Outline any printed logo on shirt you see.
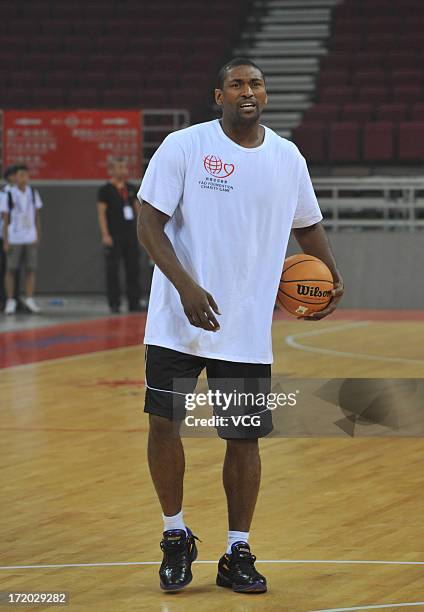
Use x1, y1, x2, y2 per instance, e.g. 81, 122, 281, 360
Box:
203, 154, 235, 178
199, 154, 235, 193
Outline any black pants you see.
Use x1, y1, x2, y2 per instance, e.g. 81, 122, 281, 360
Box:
104, 234, 141, 310
0, 239, 5, 307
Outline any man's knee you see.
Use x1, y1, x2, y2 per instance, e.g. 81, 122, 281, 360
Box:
226, 438, 259, 453
149, 413, 181, 438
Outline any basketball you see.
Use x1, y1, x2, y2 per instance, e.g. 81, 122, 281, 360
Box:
276, 254, 334, 317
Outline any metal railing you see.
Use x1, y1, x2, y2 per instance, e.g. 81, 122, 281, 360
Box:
142, 108, 190, 168
313, 176, 424, 231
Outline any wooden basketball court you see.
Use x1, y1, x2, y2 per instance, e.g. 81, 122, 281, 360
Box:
1, 310, 423, 611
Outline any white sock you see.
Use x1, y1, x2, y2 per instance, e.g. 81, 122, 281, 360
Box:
226, 530, 249, 554
162, 509, 187, 534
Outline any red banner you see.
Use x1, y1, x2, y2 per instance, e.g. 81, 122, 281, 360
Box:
3, 110, 142, 179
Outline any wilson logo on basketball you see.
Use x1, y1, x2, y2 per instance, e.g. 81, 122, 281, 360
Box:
297, 284, 332, 298
203, 154, 235, 178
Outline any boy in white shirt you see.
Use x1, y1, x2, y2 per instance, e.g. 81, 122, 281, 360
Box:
0, 165, 19, 311
0, 164, 43, 315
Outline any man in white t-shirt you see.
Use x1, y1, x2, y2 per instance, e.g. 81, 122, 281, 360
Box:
0, 165, 43, 315
137, 58, 344, 594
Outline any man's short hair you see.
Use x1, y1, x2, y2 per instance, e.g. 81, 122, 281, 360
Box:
16, 164, 29, 172
216, 58, 265, 90
3, 164, 19, 180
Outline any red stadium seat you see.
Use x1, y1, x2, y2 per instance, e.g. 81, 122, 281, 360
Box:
10, 72, 42, 88
95, 36, 128, 54
86, 55, 118, 72
332, 17, 363, 34
328, 122, 360, 163
330, 34, 363, 52
320, 53, 353, 71
102, 90, 136, 107
358, 87, 388, 103
386, 51, 418, 71
52, 54, 85, 71
135, 89, 167, 108
68, 89, 99, 107
113, 71, 144, 89
20, 53, 52, 71
353, 52, 384, 71
34, 89, 66, 108
145, 73, 179, 89
154, 54, 184, 72
365, 33, 398, 52
0, 36, 28, 53
106, 18, 137, 34
303, 104, 340, 123
367, 17, 399, 33
399, 33, 423, 51
292, 124, 327, 163
391, 70, 422, 87
377, 103, 408, 122
363, 122, 395, 162
44, 71, 75, 88
41, 19, 71, 34
398, 122, 424, 160
2, 88, 34, 108
71, 19, 106, 37
354, 70, 386, 87
341, 103, 374, 123
319, 86, 355, 104
317, 70, 350, 89
393, 86, 422, 103
146, 4, 178, 19
77, 71, 108, 88
411, 103, 424, 121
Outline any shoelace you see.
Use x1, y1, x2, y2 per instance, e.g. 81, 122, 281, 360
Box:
160, 534, 200, 568
233, 552, 261, 577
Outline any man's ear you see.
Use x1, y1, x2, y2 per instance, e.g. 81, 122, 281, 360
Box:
214, 88, 223, 107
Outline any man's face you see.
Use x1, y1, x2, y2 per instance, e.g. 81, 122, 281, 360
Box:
7, 171, 17, 186
214, 65, 267, 125
16, 169, 29, 188
111, 160, 129, 181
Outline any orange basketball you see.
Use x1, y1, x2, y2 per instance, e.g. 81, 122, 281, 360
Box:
276, 254, 334, 317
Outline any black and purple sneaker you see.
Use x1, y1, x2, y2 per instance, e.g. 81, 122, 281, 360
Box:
216, 542, 267, 593
159, 528, 199, 591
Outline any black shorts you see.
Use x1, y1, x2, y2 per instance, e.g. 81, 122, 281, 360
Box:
144, 344, 273, 439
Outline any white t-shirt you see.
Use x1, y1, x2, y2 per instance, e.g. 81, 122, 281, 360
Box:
0, 184, 13, 236
138, 119, 323, 364
1, 185, 43, 245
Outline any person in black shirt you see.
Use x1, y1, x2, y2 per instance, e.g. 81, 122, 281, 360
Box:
97, 157, 141, 313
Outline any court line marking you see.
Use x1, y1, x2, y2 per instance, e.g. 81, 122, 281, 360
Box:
1, 558, 424, 570
0, 344, 141, 373
310, 603, 424, 611
286, 321, 424, 366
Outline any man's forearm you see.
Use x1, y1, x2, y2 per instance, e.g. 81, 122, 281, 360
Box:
293, 222, 341, 281
138, 216, 194, 294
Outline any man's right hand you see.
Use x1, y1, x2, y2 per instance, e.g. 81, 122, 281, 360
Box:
102, 235, 113, 247
179, 280, 221, 332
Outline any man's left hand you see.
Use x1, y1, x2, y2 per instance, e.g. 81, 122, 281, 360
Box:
301, 276, 344, 321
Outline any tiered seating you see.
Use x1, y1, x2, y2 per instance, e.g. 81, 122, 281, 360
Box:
0, 0, 246, 117
293, 0, 424, 163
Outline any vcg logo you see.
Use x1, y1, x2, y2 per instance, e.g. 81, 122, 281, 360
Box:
203, 154, 235, 179
297, 284, 331, 298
